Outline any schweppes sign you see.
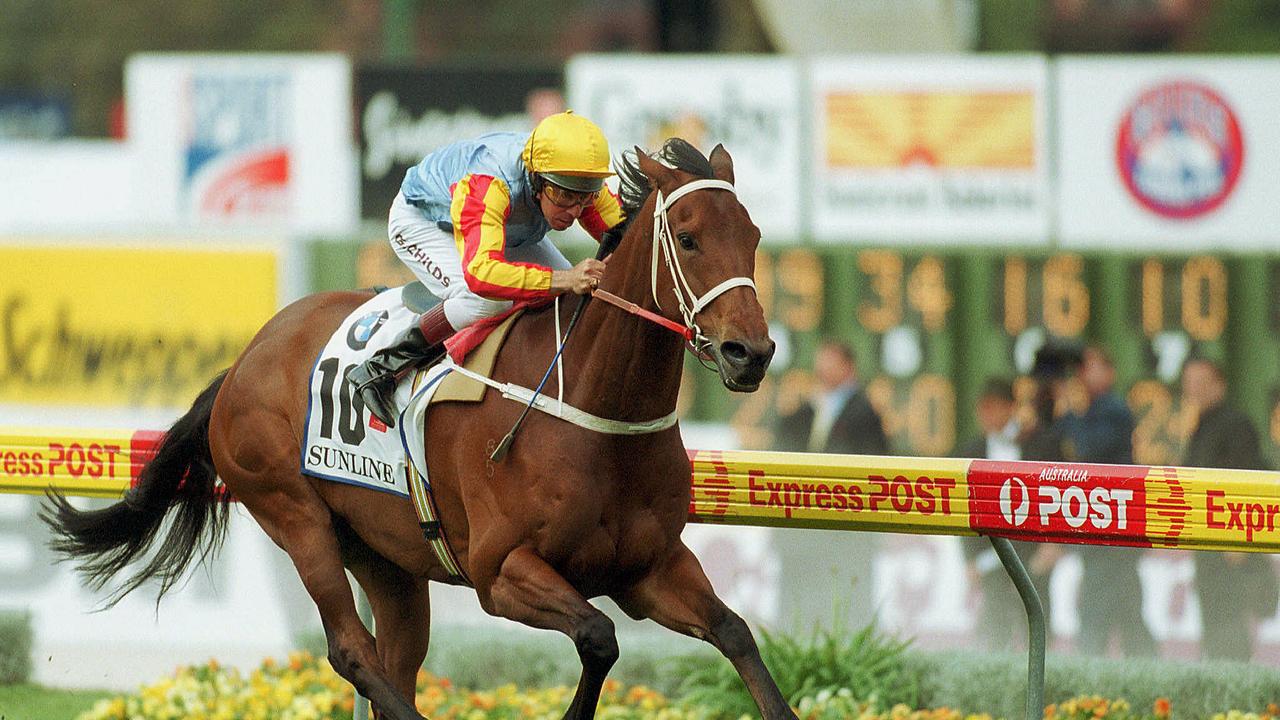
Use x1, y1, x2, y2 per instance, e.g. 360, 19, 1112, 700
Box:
0, 244, 277, 407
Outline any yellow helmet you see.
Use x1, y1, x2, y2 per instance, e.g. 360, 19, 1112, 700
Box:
522, 111, 613, 193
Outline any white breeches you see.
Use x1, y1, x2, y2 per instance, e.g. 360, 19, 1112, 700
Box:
387, 192, 571, 330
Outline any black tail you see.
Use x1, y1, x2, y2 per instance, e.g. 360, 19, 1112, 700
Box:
40, 370, 231, 607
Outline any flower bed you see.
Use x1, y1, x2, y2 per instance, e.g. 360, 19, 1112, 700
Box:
76, 652, 1280, 720
78, 651, 690, 720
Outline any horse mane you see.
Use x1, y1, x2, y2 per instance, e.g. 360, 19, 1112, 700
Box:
614, 138, 716, 235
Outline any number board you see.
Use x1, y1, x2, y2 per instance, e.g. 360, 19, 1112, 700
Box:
713, 247, 959, 456
837, 249, 958, 457
714, 248, 827, 450
676, 246, 1276, 468
1237, 257, 1280, 470
1108, 255, 1230, 466
950, 252, 1098, 454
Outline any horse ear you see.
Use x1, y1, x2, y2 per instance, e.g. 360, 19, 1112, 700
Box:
709, 143, 735, 185
635, 146, 677, 191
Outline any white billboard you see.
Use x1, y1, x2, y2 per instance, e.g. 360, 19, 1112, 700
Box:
567, 55, 804, 243
126, 54, 358, 236
809, 55, 1050, 244
1057, 57, 1280, 249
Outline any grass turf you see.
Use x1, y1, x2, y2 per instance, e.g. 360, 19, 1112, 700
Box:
0, 684, 112, 720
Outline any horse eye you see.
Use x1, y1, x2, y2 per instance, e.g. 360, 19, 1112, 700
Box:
677, 232, 698, 251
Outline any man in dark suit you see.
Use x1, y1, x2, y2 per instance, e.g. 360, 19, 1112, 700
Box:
774, 340, 888, 455
1181, 357, 1278, 661
1056, 344, 1156, 657
772, 339, 888, 634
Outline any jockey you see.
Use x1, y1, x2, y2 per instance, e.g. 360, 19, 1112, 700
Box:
347, 110, 624, 428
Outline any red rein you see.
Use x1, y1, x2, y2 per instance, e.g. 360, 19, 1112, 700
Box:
591, 289, 695, 341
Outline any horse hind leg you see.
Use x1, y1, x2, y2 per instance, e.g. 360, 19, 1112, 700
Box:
482, 546, 618, 720
614, 542, 797, 720
339, 522, 432, 706
231, 474, 425, 720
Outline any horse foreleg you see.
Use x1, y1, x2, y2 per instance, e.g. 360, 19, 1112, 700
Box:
241, 495, 426, 720
615, 541, 797, 720
345, 543, 432, 707
482, 546, 618, 720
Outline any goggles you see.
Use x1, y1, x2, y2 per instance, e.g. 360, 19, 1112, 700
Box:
541, 182, 598, 210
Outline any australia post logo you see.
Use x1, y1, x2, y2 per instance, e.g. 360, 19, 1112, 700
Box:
1115, 80, 1244, 220
970, 460, 1148, 545
998, 477, 1031, 527
184, 72, 292, 219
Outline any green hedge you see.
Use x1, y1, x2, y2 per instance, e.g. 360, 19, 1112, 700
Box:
367, 623, 1280, 719
0, 611, 32, 685
298, 624, 708, 695
910, 649, 1280, 719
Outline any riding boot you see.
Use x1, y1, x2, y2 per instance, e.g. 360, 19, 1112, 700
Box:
345, 303, 454, 429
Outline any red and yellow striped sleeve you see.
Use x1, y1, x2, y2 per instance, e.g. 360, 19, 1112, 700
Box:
578, 186, 625, 240
450, 174, 553, 301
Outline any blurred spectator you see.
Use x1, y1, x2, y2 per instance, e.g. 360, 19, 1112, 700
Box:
1022, 339, 1078, 462
1043, 0, 1212, 53
772, 340, 887, 634
1180, 357, 1279, 661
1056, 344, 1156, 657
958, 378, 1058, 650
775, 339, 888, 455
959, 378, 1022, 462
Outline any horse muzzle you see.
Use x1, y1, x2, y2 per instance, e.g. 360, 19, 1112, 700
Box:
710, 337, 775, 392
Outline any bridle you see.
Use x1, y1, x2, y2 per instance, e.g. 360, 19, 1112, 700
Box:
487, 175, 758, 459
592, 177, 757, 360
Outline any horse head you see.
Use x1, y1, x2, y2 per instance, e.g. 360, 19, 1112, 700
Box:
629, 141, 775, 392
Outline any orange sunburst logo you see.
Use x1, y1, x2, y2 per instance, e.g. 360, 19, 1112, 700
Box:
1145, 466, 1192, 548
689, 450, 732, 521
824, 91, 1036, 170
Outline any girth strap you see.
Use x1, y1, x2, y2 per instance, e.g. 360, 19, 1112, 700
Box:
404, 369, 469, 584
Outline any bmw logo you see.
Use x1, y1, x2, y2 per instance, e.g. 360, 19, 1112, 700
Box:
347, 310, 389, 351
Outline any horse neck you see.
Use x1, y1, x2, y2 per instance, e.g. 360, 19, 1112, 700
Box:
560, 219, 686, 423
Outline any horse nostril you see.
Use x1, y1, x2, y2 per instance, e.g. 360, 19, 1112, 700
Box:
721, 341, 751, 366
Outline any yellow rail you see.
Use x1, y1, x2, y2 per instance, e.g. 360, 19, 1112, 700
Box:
688, 449, 1280, 553
6, 428, 1279, 553
0, 427, 161, 498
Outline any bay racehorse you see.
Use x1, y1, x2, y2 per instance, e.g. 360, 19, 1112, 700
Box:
42, 139, 794, 719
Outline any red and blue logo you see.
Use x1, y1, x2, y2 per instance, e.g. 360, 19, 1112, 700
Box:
1115, 81, 1244, 220
184, 73, 292, 218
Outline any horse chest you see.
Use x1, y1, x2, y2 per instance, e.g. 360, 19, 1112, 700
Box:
535, 488, 684, 593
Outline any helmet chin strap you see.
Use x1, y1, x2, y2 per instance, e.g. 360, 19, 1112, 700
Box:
650, 178, 757, 356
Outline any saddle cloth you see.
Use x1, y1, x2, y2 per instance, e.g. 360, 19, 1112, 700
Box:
300, 284, 520, 496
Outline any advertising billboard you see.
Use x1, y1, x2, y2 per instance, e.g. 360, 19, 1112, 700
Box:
567, 55, 804, 242
126, 54, 357, 235
1057, 57, 1280, 249
809, 55, 1050, 244
356, 65, 563, 219
0, 243, 278, 409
